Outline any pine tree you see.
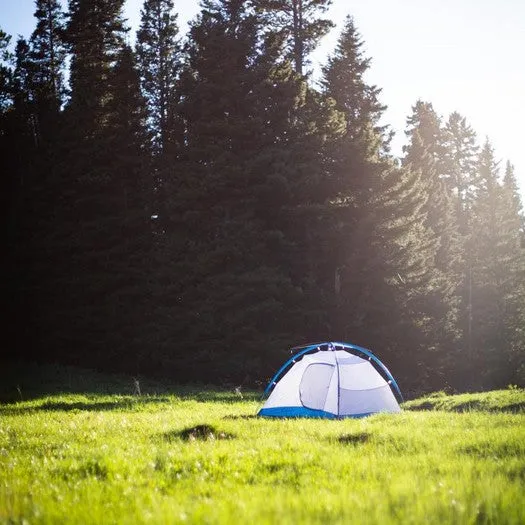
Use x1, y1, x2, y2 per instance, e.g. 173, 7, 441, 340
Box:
105, 44, 149, 229
469, 142, 525, 387
256, 0, 333, 75
0, 28, 13, 195
468, 140, 503, 385
136, 0, 181, 154
402, 101, 464, 384
500, 162, 525, 385
442, 112, 479, 233
61, 0, 130, 208
92, 44, 154, 368
1, 38, 43, 361
403, 103, 463, 303
2, 5, 68, 366
161, 0, 300, 376
438, 111, 480, 385
322, 16, 389, 149
20, 0, 68, 265
322, 21, 444, 389
404, 101, 444, 166
0, 28, 15, 356
109, 48, 148, 152
502, 161, 524, 229
339, 160, 441, 389
61, 0, 130, 224
9, 38, 38, 192
12, 39, 34, 125
66, 0, 128, 137
30, 0, 152, 369
152, 0, 345, 380
3, 2, 66, 189
0, 30, 17, 243
29, 0, 66, 121
0, 29, 12, 110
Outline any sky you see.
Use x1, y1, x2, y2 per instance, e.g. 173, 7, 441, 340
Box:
1, 0, 524, 198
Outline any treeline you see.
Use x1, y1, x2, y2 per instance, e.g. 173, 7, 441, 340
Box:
1, 0, 524, 391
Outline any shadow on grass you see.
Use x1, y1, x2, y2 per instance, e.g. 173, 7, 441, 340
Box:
405, 401, 435, 411
162, 424, 236, 442
405, 400, 525, 413
222, 414, 259, 420
453, 400, 525, 413
177, 391, 261, 403
0, 396, 173, 415
0, 393, 262, 416
500, 402, 525, 413
336, 432, 371, 445
0, 362, 263, 406
452, 400, 484, 412
459, 440, 524, 459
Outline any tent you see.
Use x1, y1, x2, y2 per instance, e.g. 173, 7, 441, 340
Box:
258, 342, 403, 419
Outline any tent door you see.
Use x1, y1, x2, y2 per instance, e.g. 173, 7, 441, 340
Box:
299, 363, 335, 411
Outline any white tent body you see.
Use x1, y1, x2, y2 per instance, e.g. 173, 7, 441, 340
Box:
259, 348, 401, 418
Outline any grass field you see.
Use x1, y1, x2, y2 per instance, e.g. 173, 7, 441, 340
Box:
1, 365, 524, 524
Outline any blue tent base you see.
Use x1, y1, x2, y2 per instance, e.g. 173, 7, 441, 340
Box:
258, 406, 374, 419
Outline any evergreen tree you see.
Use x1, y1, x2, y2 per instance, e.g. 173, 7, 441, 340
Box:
19, 0, 68, 273
136, 0, 181, 154
2, 5, 67, 365
322, 22, 443, 389
12, 39, 34, 127
9, 38, 38, 200
0, 29, 12, 110
4, 0, 521, 390
442, 111, 479, 233
0, 29, 16, 245
106, 45, 149, 185
404, 101, 445, 167
162, 0, 299, 377
29, 0, 66, 121
469, 142, 525, 387
500, 162, 525, 385
0, 27, 13, 177
439, 111, 479, 383
0, 28, 15, 355
61, 0, 130, 209
28, 0, 151, 369
62, 0, 130, 225
256, 0, 333, 75
402, 101, 464, 384
503, 161, 524, 232
104, 44, 150, 242
91, 44, 153, 369
66, 0, 128, 136
403, 103, 463, 304
322, 16, 389, 149
153, 0, 344, 379
468, 140, 503, 385
339, 160, 440, 389
1, 38, 41, 361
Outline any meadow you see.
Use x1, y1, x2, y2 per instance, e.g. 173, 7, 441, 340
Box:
1, 365, 524, 524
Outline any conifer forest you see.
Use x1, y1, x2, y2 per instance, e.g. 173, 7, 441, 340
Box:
1, 0, 524, 393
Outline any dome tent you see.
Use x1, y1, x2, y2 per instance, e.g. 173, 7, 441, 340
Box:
258, 342, 403, 419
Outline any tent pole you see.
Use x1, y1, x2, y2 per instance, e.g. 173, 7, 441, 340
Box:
333, 343, 341, 418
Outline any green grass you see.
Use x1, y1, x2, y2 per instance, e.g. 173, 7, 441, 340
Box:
403, 388, 525, 413
1, 368, 524, 524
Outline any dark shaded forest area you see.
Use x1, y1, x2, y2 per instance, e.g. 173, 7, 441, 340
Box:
1, 0, 524, 392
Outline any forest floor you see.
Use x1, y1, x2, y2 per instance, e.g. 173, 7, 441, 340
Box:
0, 364, 524, 524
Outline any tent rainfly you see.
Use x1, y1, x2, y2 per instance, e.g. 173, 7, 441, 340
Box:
258, 342, 403, 419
